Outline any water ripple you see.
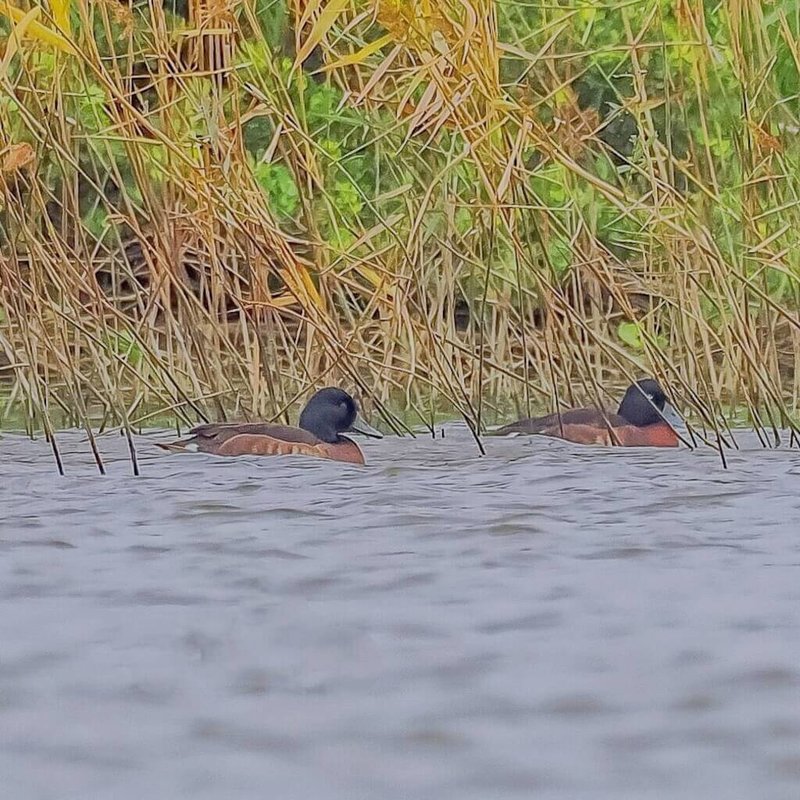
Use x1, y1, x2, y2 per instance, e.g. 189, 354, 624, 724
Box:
0, 426, 798, 800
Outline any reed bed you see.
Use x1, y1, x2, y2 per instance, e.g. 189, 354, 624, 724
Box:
2, 0, 800, 468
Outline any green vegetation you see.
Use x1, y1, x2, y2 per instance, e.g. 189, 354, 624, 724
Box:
1, 0, 800, 451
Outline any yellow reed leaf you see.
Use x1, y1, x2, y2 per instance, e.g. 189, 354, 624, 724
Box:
0, 5, 39, 78
296, 0, 322, 34
49, 0, 70, 35
279, 265, 325, 312
0, 2, 77, 54
293, 0, 350, 72
316, 32, 393, 72
355, 264, 384, 290
298, 265, 324, 309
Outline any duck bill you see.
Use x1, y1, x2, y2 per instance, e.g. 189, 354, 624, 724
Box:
660, 402, 684, 429
348, 414, 384, 439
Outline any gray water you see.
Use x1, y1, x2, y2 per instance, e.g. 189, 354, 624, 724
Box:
1, 425, 799, 800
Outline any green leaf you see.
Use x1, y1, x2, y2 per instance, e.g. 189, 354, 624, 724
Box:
333, 179, 362, 217
320, 138, 341, 160
83, 207, 109, 239
104, 329, 142, 367
253, 161, 300, 218
308, 85, 337, 120
546, 234, 572, 277
618, 321, 643, 349
454, 206, 473, 236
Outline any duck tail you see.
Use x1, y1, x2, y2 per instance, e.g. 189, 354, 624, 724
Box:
485, 424, 519, 437
155, 437, 198, 453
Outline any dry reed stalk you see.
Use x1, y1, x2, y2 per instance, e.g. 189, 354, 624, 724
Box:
0, 0, 799, 473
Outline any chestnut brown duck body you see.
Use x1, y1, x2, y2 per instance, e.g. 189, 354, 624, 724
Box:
493, 379, 681, 448
157, 388, 383, 465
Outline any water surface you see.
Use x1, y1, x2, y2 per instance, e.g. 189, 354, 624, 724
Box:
1, 426, 799, 799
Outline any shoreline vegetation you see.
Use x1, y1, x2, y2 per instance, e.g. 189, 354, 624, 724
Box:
2, 0, 800, 464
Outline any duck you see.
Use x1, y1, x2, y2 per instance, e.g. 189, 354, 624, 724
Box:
157, 387, 383, 464
492, 378, 681, 447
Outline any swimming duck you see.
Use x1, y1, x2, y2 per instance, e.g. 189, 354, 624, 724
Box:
492, 378, 681, 447
157, 387, 383, 464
